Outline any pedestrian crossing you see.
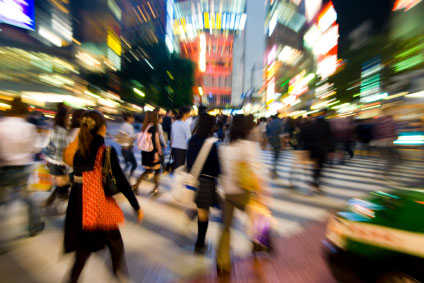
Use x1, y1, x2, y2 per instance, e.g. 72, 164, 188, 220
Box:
1, 148, 423, 283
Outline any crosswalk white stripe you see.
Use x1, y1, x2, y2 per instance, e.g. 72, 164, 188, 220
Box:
111, 148, 421, 262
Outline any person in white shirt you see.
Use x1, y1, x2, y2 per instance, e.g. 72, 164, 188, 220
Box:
0, 98, 45, 238
216, 115, 267, 273
118, 113, 137, 178
170, 106, 191, 171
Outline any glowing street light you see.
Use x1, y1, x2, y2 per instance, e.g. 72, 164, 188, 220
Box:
133, 88, 145, 97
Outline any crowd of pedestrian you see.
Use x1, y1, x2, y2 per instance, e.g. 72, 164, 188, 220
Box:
0, 98, 403, 281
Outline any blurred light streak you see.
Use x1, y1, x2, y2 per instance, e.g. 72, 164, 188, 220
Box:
138, 6, 147, 21
204, 12, 210, 29
361, 92, 388, 103
305, 0, 323, 22
120, 36, 131, 49
144, 104, 155, 111
406, 91, 424, 98
239, 13, 247, 30
147, 1, 156, 18
133, 8, 143, 23
360, 104, 381, 111
394, 54, 424, 72
318, 1, 337, 32
144, 59, 154, 69
394, 134, 424, 145
39, 27, 62, 47
51, 0, 69, 14
107, 30, 121, 56
76, 51, 100, 67
84, 90, 100, 99
166, 71, 174, 80
133, 88, 145, 97
304, 25, 321, 49
72, 38, 81, 45
268, 13, 277, 36
0, 102, 11, 110
393, 0, 422, 11
198, 86, 203, 96
383, 92, 408, 100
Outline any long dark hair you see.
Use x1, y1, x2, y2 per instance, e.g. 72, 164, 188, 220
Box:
194, 113, 216, 137
230, 115, 249, 143
142, 111, 158, 131
177, 106, 191, 120
70, 109, 85, 129
78, 110, 106, 157
54, 102, 69, 129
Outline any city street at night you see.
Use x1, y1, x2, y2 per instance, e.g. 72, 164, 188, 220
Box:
0, 125, 423, 282
1, 0, 424, 282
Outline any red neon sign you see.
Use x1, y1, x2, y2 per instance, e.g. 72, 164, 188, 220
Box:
393, 0, 422, 11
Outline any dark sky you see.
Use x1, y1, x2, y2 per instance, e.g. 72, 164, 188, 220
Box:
332, 0, 393, 49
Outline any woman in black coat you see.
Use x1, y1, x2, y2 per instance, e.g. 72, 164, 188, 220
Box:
64, 110, 143, 282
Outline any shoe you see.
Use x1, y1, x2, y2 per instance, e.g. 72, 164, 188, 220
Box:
149, 188, 159, 197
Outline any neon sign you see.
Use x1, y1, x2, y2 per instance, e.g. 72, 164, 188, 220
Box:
393, 0, 422, 11
0, 0, 35, 30
318, 1, 337, 32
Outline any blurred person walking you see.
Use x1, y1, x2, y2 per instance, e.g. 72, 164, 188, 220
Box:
158, 114, 167, 171
64, 110, 142, 283
43, 103, 71, 207
216, 115, 265, 273
266, 115, 284, 179
117, 113, 137, 178
187, 113, 220, 253
355, 119, 373, 157
258, 117, 268, 149
134, 111, 163, 196
69, 109, 85, 142
300, 111, 333, 192
191, 105, 207, 133
162, 110, 172, 145
330, 118, 355, 164
373, 114, 401, 174
171, 106, 191, 171
0, 98, 45, 241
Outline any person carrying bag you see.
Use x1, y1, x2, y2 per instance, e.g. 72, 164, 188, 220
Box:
172, 137, 218, 206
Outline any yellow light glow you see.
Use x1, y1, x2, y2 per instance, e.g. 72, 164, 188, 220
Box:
216, 13, 222, 29
211, 13, 216, 29
72, 38, 81, 45
204, 12, 210, 29
0, 103, 11, 110
198, 86, 204, 96
181, 18, 187, 33
107, 30, 121, 56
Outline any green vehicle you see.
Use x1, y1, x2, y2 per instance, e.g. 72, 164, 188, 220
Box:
323, 189, 424, 283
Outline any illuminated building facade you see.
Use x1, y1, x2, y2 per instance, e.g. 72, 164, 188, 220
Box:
263, 0, 314, 114
263, 0, 339, 115
0, 0, 82, 110
172, 0, 247, 107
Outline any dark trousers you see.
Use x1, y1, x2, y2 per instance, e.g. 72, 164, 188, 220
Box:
271, 147, 281, 173
122, 148, 137, 176
70, 230, 127, 283
312, 155, 327, 186
171, 148, 187, 171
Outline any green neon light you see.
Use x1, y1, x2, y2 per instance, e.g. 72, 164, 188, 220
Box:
280, 79, 290, 88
